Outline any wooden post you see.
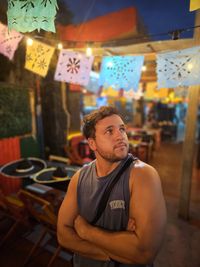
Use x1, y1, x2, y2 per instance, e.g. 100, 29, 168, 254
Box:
35, 76, 45, 158
178, 10, 200, 219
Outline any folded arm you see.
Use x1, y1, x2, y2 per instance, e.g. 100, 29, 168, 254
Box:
74, 163, 167, 265
57, 171, 110, 261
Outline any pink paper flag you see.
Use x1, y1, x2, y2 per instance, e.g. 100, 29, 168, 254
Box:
0, 22, 23, 60
54, 50, 94, 86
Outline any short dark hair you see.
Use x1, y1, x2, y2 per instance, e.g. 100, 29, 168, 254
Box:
82, 106, 121, 139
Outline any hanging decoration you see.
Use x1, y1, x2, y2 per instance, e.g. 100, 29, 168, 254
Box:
85, 71, 100, 94
144, 82, 169, 100
174, 86, 188, 98
101, 86, 120, 97
189, 0, 200, 11
25, 39, 55, 77
123, 87, 144, 100
7, 0, 58, 33
54, 50, 94, 86
0, 22, 23, 60
156, 46, 200, 88
99, 55, 144, 92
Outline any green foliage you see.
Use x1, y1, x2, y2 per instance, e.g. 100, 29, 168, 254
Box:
0, 83, 32, 138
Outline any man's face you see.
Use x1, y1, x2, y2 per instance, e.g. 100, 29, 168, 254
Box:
88, 114, 129, 162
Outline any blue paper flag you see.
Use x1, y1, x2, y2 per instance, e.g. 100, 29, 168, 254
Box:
156, 46, 200, 88
99, 55, 144, 92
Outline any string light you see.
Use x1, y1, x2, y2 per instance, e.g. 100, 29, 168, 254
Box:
26, 38, 33, 46
86, 46, 93, 57
28, 24, 200, 50
187, 63, 193, 70
57, 43, 63, 50
106, 61, 114, 68
142, 65, 147, 71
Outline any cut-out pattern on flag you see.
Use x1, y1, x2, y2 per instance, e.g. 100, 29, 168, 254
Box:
0, 22, 23, 60
99, 56, 144, 92
25, 40, 55, 77
190, 0, 200, 11
54, 50, 94, 86
156, 46, 200, 88
7, 0, 58, 33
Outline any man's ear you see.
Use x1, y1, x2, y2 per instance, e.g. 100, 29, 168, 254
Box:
87, 138, 96, 151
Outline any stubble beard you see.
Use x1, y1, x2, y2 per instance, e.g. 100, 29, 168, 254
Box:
95, 146, 129, 163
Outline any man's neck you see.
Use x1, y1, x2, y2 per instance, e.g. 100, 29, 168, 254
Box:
95, 158, 121, 177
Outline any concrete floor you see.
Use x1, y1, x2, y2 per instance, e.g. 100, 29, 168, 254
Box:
149, 142, 200, 267
0, 142, 200, 267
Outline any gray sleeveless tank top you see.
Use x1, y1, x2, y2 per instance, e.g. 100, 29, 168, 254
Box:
74, 154, 150, 267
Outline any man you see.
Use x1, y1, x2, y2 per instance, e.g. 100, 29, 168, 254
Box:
57, 106, 166, 267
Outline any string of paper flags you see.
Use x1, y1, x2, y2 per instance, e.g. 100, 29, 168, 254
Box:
1, 22, 200, 94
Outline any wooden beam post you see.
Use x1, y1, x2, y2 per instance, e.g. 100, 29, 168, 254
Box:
178, 10, 200, 219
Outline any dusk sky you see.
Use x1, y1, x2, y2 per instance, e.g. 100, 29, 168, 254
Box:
63, 0, 196, 40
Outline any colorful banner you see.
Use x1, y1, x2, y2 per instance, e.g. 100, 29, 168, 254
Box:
123, 87, 143, 100
25, 39, 55, 77
102, 86, 120, 97
156, 46, 200, 88
7, 0, 58, 33
54, 50, 94, 86
0, 22, 23, 60
99, 55, 144, 92
85, 71, 100, 94
190, 0, 200, 11
144, 82, 169, 100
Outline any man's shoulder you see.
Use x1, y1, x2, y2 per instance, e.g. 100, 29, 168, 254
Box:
132, 159, 156, 172
130, 160, 160, 186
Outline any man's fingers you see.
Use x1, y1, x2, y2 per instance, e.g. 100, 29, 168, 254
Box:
127, 218, 136, 231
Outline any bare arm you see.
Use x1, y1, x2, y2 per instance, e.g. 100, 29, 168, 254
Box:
74, 162, 167, 264
57, 170, 110, 261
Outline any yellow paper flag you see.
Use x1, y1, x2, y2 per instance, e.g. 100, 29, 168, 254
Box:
25, 40, 55, 77
102, 87, 119, 97
190, 0, 200, 11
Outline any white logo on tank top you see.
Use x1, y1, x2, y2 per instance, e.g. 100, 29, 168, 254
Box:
109, 200, 125, 210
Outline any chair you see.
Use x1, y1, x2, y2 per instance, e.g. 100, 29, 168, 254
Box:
18, 189, 73, 267
0, 188, 29, 247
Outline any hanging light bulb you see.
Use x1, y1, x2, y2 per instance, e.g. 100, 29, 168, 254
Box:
187, 63, 193, 71
27, 38, 33, 46
86, 46, 92, 57
57, 43, 63, 50
142, 65, 147, 72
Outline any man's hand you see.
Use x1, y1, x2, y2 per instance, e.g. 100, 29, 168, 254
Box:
74, 215, 92, 240
127, 218, 136, 232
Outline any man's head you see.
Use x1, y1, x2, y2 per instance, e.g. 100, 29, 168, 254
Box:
82, 106, 122, 139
